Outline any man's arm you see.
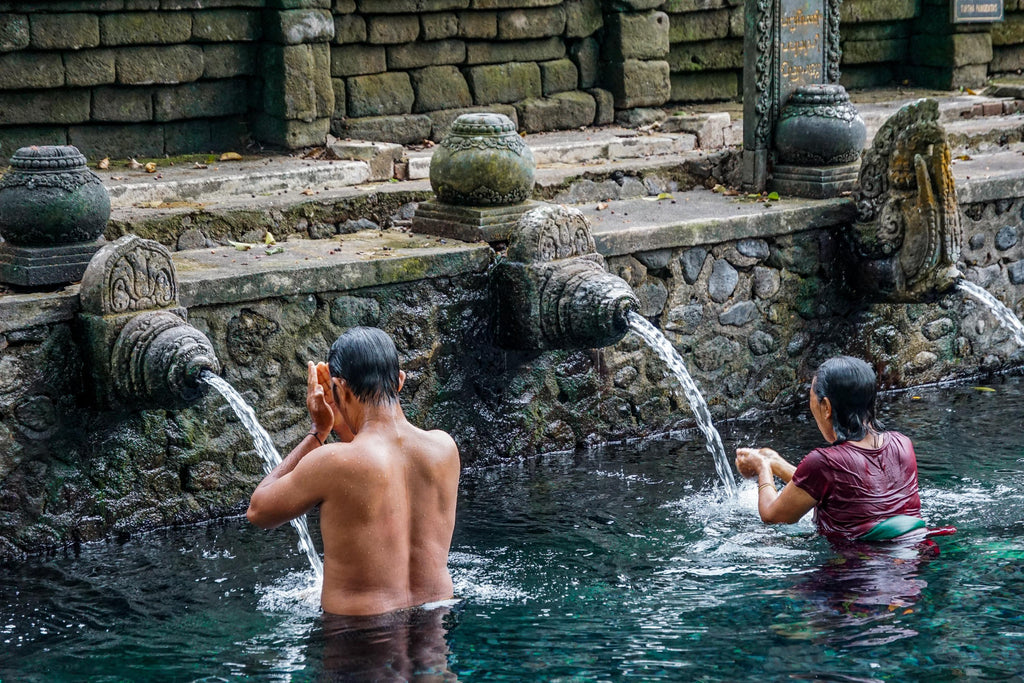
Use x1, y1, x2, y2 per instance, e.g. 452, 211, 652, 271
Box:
247, 435, 326, 529
247, 361, 335, 529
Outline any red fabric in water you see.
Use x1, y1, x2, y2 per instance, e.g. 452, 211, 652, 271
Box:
792, 431, 922, 542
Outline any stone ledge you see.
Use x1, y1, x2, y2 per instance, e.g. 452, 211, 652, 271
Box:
0, 233, 490, 329
954, 151, 1024, 204
0, 288, 79, 333
105, 159, 371, 206
582, 191, 858, 256
174, 233, 493, 307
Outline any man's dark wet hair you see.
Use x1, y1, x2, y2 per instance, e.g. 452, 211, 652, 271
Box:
812, 355, 883, 445
327, 327, 400, 406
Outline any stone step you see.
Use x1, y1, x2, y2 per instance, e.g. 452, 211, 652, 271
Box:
101, 124, 714, 209
97, 93, 1024, 214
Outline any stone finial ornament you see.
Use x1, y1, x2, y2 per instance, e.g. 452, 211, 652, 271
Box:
413, 112, 541, 243
79, 235, 220, 410
0, 145, 109, 246
849, 99, 963, 302
429, 113, 535, 206
774, 84, 866, 167
493, 205, 639, 350
0, 145, 109, 287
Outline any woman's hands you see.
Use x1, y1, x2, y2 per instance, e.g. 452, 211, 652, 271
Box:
735, 447, 782, 478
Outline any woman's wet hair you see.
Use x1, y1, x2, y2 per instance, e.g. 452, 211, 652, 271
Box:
812, 355, 882, 444
328, 327, 400, 406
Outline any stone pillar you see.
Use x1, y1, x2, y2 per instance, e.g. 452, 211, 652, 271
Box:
600, 2, 671, 111
254, 0, 336, 149
741, 0, 860, 196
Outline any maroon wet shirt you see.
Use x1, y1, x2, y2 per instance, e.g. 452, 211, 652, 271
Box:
791, 431, 921, 542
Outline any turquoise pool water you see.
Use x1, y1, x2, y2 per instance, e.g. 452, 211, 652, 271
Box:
3, 376, 1024, 680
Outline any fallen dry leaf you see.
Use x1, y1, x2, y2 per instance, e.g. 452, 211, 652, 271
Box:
127, 158, 142, 169
596, 202, 609, 210
97, 157, 110, 170
193, 162, 208, 169
219, 152, 243, 161
301, 188, 315, 196
144, 162, 157, 173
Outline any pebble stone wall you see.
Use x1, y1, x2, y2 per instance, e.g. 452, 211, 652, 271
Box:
2, 188, 1024, 561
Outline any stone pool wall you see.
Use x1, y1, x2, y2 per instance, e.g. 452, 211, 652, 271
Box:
1, 0, 1020, 156
2, 177, 1024, 560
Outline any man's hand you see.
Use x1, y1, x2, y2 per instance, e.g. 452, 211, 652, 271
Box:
307, 361, 334, 440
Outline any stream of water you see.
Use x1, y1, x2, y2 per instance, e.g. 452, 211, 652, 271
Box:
627, 311, 738, 495
958, 279, 1024, 347
201, 371, 324, 580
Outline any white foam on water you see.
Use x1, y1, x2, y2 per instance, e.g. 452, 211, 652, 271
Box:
448, 551, 530, 603
256, 570, 323, 616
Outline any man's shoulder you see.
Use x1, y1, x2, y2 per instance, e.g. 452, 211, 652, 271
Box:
410, 425, 460, 462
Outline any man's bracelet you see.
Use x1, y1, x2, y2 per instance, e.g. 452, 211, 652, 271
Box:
308, 431, 324, 446
757, 482, 774, 492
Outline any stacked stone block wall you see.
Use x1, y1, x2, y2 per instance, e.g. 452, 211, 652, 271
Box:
328, 0, 619, 142
0, 0, 1020, 154
837, 0, 916, 90
905, 0, 993, 89
665, 0, 743, 104
991, 0, 1024, 78
0, 2, 264, 159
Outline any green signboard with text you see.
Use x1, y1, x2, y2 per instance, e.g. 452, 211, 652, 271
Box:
953, 0, 1003, 22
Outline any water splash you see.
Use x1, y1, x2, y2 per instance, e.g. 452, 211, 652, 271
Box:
626, 311, 737, 496
201, 371, 324, 580
957, 279, 1024, 347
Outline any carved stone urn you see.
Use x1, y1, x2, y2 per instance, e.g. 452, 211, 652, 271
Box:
492, 205, 640, 350
429, 112, 535, 206
0, 145, 110, 287
774, 84, 866, 167
0, 145, 109, 246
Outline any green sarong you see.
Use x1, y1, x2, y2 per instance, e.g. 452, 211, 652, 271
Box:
858, 515, 927, 541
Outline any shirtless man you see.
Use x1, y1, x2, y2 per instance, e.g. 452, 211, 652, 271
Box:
247, 326, 461, 616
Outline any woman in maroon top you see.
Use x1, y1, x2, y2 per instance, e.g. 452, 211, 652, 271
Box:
735, 356, 924, 543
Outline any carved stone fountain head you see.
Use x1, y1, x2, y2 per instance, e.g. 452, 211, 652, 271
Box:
848, 99, 963, 302
79, 235, 220, 410
492, 205, 639, 350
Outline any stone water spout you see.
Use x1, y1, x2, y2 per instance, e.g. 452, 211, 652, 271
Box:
848, 98, 963, 302
79, 235, 220, 410
493, 205, 639, 350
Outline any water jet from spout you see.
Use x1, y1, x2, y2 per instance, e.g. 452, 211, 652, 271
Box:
626, 311, 737, 496
200, 371, 324, 580
956, 279, 1024, 348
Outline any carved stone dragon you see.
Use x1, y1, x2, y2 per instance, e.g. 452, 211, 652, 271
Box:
849, 99, 963, 302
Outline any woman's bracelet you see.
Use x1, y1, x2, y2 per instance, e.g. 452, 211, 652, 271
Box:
757, 482, 774, 492
308, 431, 324, 446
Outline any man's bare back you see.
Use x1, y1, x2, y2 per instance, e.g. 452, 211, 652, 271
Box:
247, 327, 460, 616
316, 423, 459, 615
